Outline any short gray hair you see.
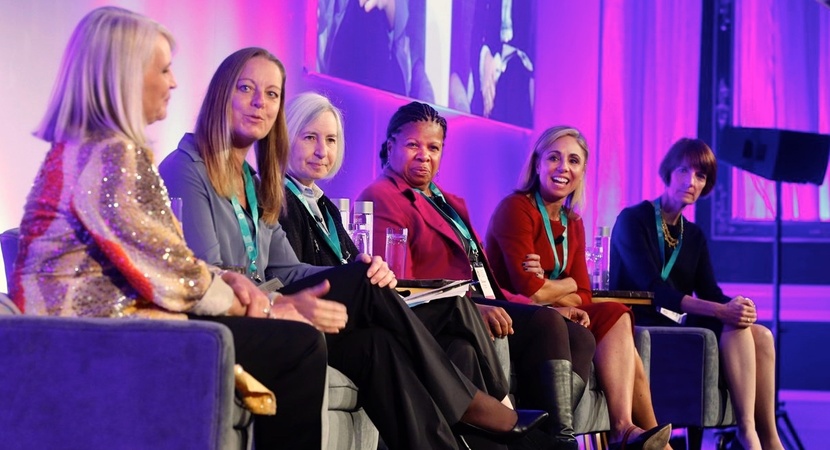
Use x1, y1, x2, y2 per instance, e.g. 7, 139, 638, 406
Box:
286, 92, 346, 179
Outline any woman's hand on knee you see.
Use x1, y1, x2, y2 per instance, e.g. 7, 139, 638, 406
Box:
222, 271, 271, 318
554, 306, 590, 327
718, 296, 756, 328
358, 254, 398, 288
282, 280, 348, 333
269, 302, 313, 326
476, 304, 514, 339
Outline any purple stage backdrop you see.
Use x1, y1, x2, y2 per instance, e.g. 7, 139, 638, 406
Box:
2, 2, 830, 445
1, 1, 827, 283
731, 0, 830, 222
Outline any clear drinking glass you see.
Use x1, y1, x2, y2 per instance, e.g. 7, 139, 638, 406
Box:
385, 227, 408, 277
349, 223, 371, 255
585, 246, 603, 291
352, 201, 373, 255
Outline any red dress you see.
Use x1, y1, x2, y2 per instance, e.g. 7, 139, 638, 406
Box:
485, 192, 630, 341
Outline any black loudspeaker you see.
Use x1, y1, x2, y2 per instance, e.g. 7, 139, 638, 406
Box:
719, 127, 830, 185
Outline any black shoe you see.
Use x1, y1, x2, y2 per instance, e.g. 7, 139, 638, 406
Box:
607, 424, 672, 450
507, 429, 579, 450
457, 410, 549, 444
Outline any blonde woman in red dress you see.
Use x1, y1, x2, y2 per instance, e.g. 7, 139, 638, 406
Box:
485, 125, 671, 450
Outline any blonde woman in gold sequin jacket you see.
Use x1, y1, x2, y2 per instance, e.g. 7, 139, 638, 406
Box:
10, 8, 331, 449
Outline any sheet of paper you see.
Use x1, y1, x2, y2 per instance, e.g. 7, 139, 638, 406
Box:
403, 279, 473, 307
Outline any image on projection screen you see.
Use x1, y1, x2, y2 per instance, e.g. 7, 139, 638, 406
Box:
315, 0, 536, 128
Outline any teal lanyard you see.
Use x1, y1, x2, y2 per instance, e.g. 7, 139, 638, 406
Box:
654, 198, 683, 281
534, 191, 568, 279
230, 162, 260, 278
419, 183, 480, 262
284, 178, 346, 264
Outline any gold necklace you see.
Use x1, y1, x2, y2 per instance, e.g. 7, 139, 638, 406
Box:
661, 215, 683, 248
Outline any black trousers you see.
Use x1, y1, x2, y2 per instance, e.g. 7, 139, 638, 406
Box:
192, 315, 327, 450
414, 297, 511, 450
413, 296, 510, 399
279, 262, 482, 450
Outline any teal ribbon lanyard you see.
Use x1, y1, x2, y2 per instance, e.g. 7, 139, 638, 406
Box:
230, 162, 260, 280
534, 191, 568, 279
653, 198, 683, 281
284, 178, 346, 264
419, 183, 480, 262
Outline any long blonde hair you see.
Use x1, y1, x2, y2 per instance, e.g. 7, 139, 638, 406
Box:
516, 125, 589, 213
35, 6, 174, 146
194, 47, 288, 225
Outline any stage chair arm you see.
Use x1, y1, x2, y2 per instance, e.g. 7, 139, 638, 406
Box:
636, 326, 731, 428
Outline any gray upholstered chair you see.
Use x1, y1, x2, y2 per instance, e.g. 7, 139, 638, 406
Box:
636, 326, 735, 449
589, 293, 736, 449
0, 229, 378, 450
326, 368, 379, 450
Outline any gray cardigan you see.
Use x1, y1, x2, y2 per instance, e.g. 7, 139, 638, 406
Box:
158, 133, 324, 286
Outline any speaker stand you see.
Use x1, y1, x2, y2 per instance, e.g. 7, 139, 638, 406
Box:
771, 180, 805, 450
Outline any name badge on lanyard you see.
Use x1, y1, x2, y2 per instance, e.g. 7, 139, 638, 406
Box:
534, 191, 568, 280
230, 162, 261, 283
472, 263, 497, 299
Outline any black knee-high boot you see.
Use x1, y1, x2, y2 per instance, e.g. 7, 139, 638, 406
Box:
537, 360, 579, 450
508, 359, 579, 450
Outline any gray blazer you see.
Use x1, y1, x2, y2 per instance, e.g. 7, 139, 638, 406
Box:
158, 133, 324, 286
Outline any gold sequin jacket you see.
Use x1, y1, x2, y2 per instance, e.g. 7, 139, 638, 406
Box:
10, 136, 232, 318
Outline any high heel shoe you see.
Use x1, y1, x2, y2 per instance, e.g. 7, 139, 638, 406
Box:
455, 409, 549, 444
607, 424, 672, 450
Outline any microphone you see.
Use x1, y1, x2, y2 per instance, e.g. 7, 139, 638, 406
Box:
554, 235, 565, 245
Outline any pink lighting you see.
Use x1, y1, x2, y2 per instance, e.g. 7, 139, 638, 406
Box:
1, 2, 830, 446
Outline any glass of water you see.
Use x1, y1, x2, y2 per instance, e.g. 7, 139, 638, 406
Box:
349, 223, 371, 255
385, 227, 408, 278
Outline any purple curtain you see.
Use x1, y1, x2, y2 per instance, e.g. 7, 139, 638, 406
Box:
732, 0, 830, 222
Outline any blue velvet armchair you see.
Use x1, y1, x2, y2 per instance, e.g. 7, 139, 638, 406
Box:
0, 297, 254, 450
1, 228, 379, 450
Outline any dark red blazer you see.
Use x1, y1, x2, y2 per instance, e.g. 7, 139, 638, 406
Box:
357, 168, 533, 304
